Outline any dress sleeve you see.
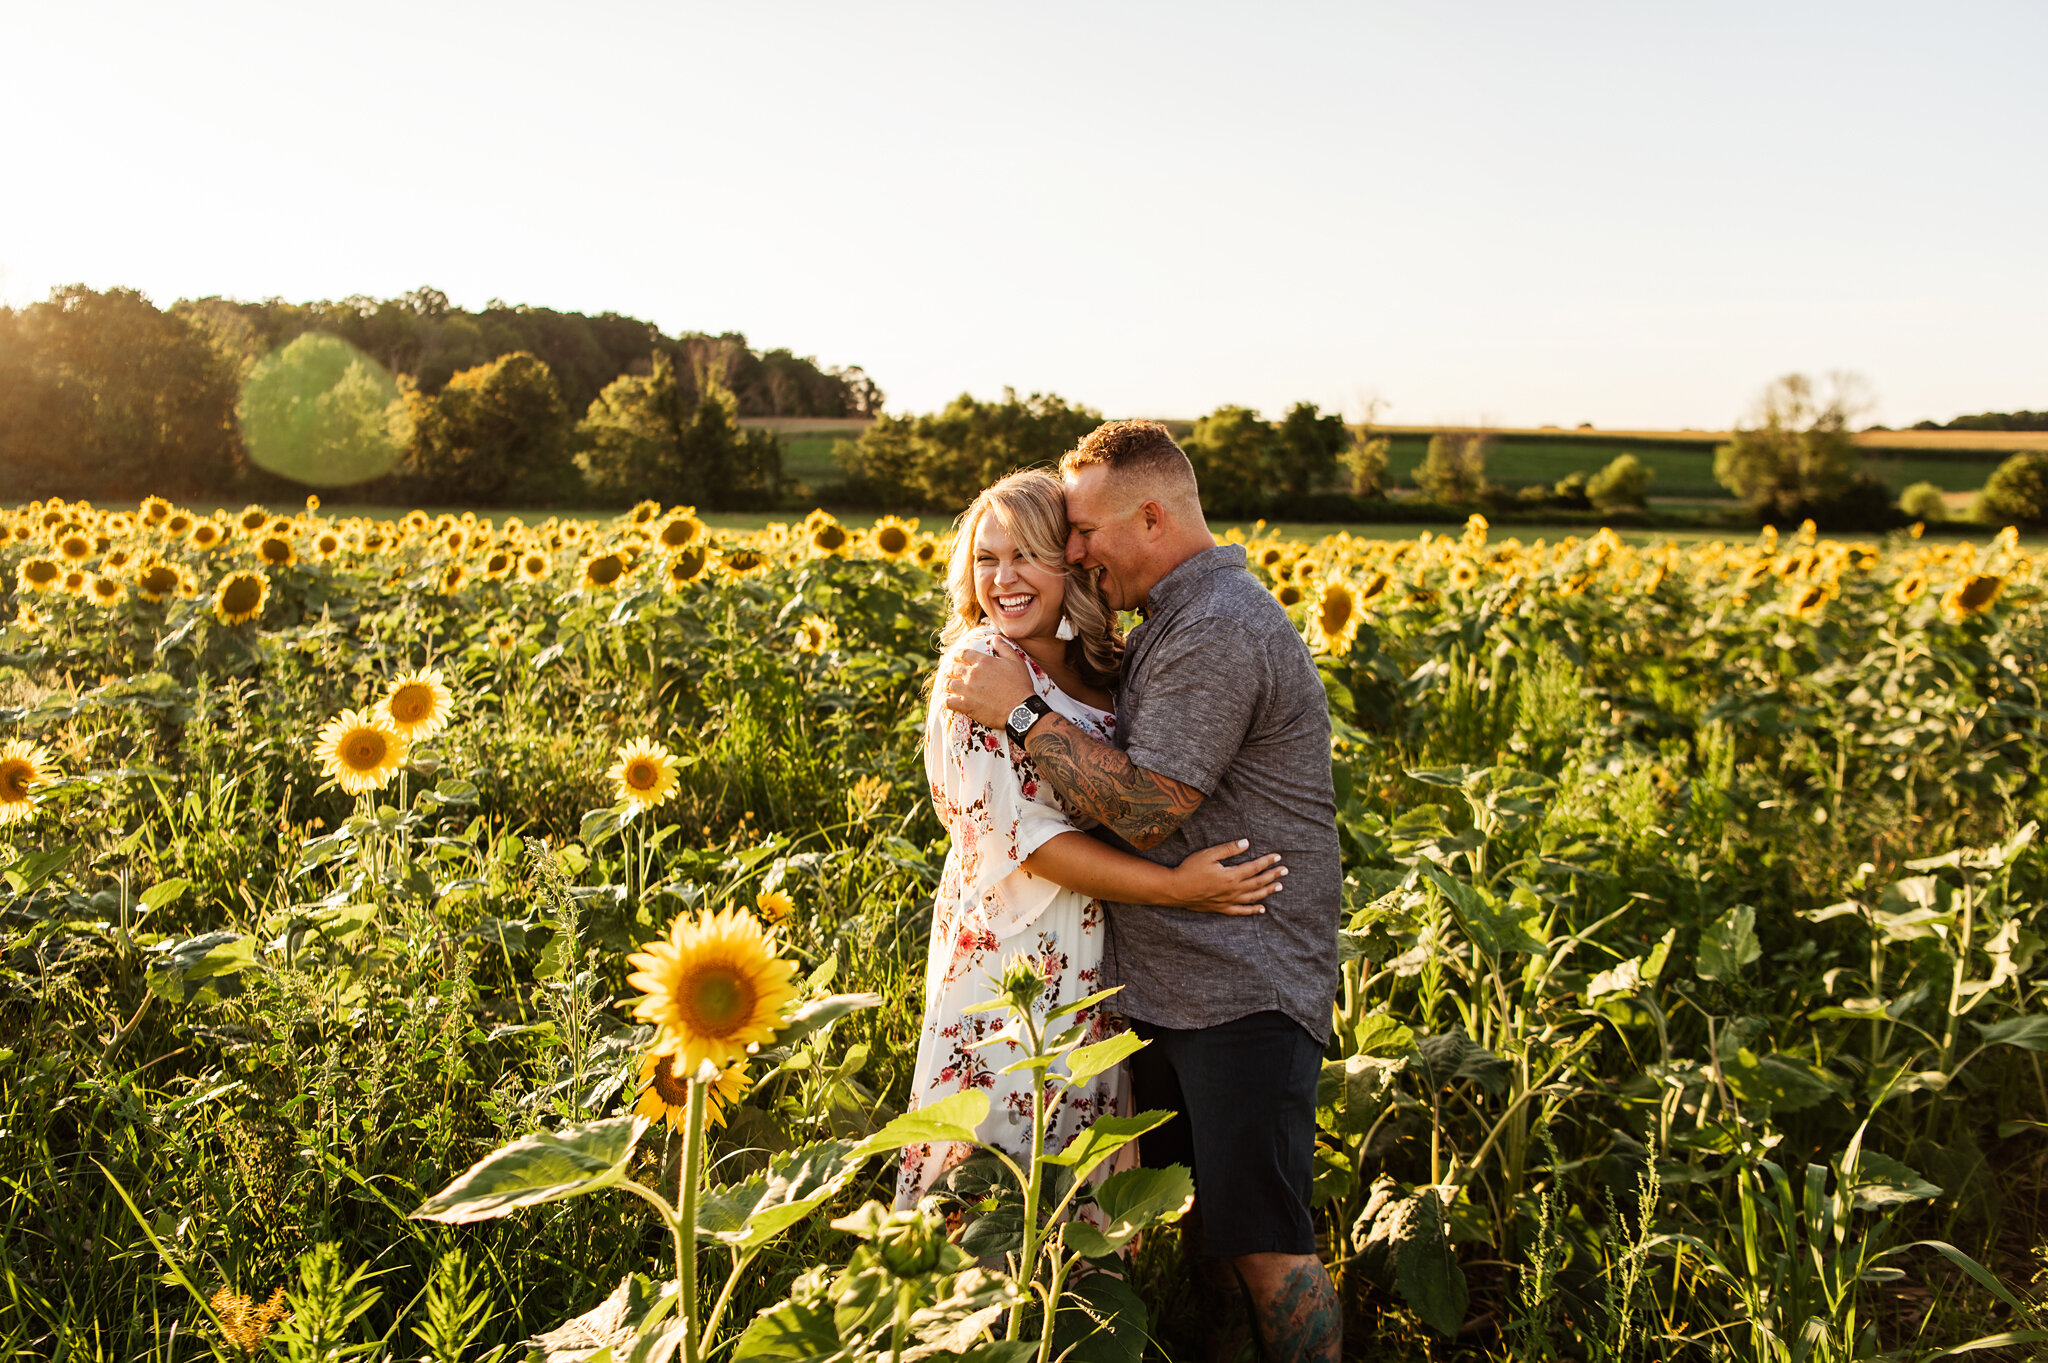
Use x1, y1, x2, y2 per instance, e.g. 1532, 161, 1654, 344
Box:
925, 634, 1078, 938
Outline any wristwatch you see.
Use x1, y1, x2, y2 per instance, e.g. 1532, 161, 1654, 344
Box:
1005, 694, 1053, 740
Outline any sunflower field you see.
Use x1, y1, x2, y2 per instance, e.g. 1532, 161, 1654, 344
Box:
5, 494, 2048, 1360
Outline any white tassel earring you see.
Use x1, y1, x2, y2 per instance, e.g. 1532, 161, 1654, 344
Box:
1055, 614, 1077, 642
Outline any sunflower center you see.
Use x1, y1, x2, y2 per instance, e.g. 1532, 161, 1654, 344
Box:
681, 965, 756, 1036
390, 686, 432, 723
590, 556, 623, 585
0, 761, 32, 802
649, 1054, 691, 1105
342, 730, 389, 771
1320, 593, 1354, 635
626, 759, 660, 791
222, 579, 261, 614
815, 525, 847, 551
878, 527, 909, 554
26, 561, 58, 584
142, 567, 178, 594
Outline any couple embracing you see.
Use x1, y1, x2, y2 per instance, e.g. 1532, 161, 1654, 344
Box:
894, 420, 1343, 1363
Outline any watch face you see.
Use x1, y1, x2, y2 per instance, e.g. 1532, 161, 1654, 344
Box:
1007, 702, 1034, 733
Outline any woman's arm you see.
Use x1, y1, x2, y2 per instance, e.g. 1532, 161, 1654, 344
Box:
1021, 831, 1284, 915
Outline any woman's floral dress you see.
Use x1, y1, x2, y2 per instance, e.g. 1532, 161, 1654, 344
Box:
895, 626, 1133, 1210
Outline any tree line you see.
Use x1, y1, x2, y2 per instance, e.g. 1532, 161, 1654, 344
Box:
0, 285, 880, 506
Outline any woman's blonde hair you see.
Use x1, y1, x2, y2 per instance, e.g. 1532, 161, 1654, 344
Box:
941, 470, 1123, 688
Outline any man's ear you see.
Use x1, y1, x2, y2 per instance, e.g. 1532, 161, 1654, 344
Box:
1138, 499, 1166, 537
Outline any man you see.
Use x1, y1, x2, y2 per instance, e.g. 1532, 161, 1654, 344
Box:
944, 419, 1342, 1363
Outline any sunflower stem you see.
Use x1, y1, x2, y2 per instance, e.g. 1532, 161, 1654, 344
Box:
678, 1074, 706, 1363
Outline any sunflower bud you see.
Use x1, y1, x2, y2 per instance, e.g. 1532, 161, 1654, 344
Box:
831, 1200, 945, 1278
996, 954, 1044, 1013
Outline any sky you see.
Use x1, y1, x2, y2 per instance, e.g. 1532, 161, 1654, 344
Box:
3, 1, 2043, 430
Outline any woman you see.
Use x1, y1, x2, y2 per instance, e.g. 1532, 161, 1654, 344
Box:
895, 470, 1284, 1210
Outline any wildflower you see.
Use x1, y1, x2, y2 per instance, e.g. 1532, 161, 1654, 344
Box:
1309, 579, 1360, 654
627, 906, 800, 1075
610, 738, 680, 811
16, 557, 60, 593
212, 570, 270, 626
209, 1285, 290, 1357
870, 515, 916, 561
634, 1050, 750, 1130
314, 709, 408, 794
0, 740, 56, 825
755, 889, 795, 926
383, 669, 453, 740
794, 614, 836, 654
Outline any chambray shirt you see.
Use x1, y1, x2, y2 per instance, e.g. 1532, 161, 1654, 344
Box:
1099, 544, 1342, 1042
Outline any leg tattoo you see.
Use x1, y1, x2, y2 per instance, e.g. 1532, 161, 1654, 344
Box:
1250, 1259, 1341, 1363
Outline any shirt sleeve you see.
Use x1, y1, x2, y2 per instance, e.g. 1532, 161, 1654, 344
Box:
1122, 614, 1265, 796
925, 633, 1078, 937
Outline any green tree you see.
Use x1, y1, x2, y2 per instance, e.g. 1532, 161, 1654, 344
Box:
576, 352, 780, 509
836, 389, 1099, 511
405, 351, 575, 504
1585, 452, 1654, 510
1976, 452, 2048, 527
238, 334, 409, 488
1713, 373, 1862, 518
1183, 405, 1274, 516
1415, 431, 1490, 504
1896, 480, 1948, 522
1272, 401, 1349, 499
1343, 423, 1390, 498
0, 285, 241, 499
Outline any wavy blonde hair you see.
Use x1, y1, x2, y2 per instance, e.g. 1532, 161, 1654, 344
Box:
941, 470, 1123, 688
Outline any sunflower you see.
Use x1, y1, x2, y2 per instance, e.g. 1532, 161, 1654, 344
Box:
610, 738, 680, 811
656, 514, 705, 550
1360, 571, 1391, 602
442, 527, 469, 558
870, 515, 916, 561
1448, 559, 1480, 591
237, 505, 270, 535
663, 546, 710, 590
14, 602, 44, 630
1894, 572, 1928, 605
481, 549, 514, 580
102, 548, 135, 572
580, 551, 629, 591
311, 531, 343, 562
627, 906, 800, 1075
517, 551, 551, 584
314, 709, 408, 794
487, 624, 521, 654
139, 495, 172, 524
793, 614, 836, 654
189, 520, 225, 551
1790, 583, 1828, 620
912, 539, 942, 569
438, 563, 468, 594
720, 547, 770, 577
57, 531, 93, 563
164, 512, 193, 536
0, 739, 56, 825
1737, 560, 1774, 593
62, 569, 89, 595
254, 533, 296, 568
1943, 574, 2003, 621
1273, 581, 1305, 608
634, 1049, 750, 1130
755, 889, 794, 926
16, 557, 60, 594
383, 668, 453, 740
212, 570, 270, 626
404, 510, 431, 533
630, 499, 662, 525
1309, 579, 1361, 654
806, 515, 850, 557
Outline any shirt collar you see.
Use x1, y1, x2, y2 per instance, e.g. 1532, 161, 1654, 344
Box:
1141, 544, 1246, 617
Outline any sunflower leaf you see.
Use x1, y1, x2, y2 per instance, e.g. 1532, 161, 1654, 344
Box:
413, 1115, 649, 1223
699, 1140, 868, 1249
776, 992, 883, 1048
853, 1090, 991, 1158
1039, 1111, 1175, 1183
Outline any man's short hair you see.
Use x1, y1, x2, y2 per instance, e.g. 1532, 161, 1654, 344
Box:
1060, 420, 1201, 507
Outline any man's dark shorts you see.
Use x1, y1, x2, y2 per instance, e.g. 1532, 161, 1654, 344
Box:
1129, 1010, 1321, 1259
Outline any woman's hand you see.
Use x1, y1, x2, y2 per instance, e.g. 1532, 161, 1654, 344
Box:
1167, 839, 1285, 915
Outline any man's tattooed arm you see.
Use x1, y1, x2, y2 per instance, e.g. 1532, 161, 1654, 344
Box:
1022, 713, 1203, 850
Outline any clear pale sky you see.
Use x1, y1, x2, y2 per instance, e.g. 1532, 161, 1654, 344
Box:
4, 1, 2042, 429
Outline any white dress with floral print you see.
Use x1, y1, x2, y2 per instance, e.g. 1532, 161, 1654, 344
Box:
895, 626, 1133, 1210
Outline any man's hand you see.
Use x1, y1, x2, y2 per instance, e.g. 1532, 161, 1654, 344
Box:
942, 644, 1035, 730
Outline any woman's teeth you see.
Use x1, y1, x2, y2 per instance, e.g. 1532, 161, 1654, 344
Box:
995, 594, 1035, 615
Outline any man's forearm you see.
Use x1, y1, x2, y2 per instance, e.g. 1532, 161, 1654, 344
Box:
1022, 714, 1201, 851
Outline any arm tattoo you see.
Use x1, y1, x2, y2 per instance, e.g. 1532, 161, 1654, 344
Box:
1022, 714, 1202, 851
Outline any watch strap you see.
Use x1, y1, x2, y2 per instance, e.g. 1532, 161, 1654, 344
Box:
1008, 694, 1053, 737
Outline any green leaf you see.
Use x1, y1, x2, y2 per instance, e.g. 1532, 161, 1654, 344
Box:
1063, 1031, 1146, 1085
1040, 1111, 1175, 1183
1697, 904, 1760, 981
1849, 1153, 1942, 1209
1394, 1187, 1467, 1337
775, 992, 883, 1048
532, 1274, 678, 1363
853, 1090, 990, 1158
1353, 1013, 1414, 1058
144, 931, 255, 1004
732, 1293, 843, 1363
959, 1205, 1024, 1258
1412, 1026, 1508, 1097
1973, 1015, 2048, 1052
1404, 766, 1473, 789
1068, 1165, 1193, 1254
413, 1115, 648, 1223
1, 843, 77, 893
1318, 1053, 1404, 1137
1048, 1272, 1149, 1363
696, 1141, 867, 1250
1044, 986, 1121, 1025
1421, 863, 1544, 958
138, 878, 192, 912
